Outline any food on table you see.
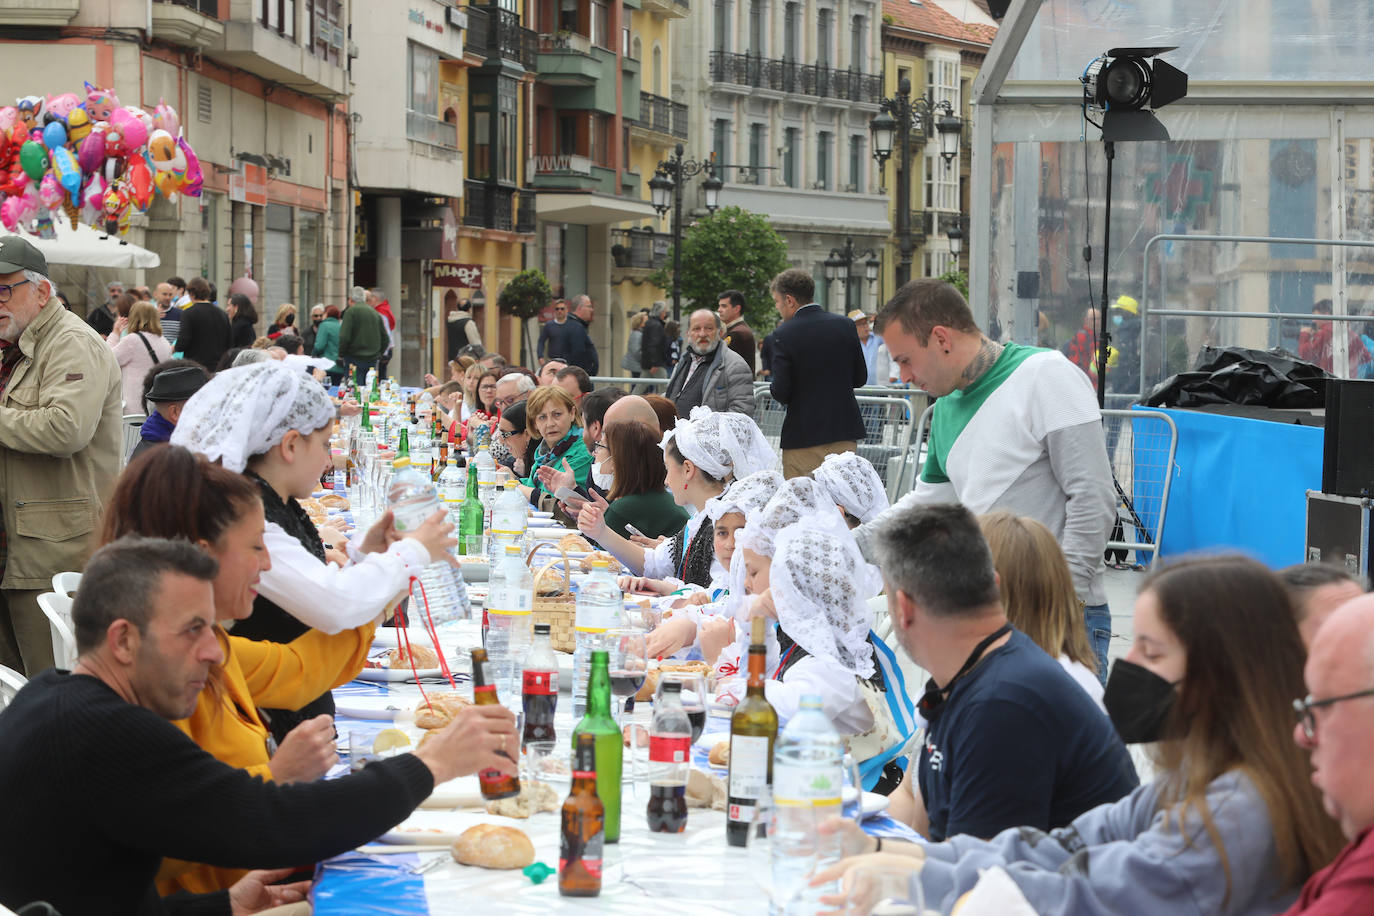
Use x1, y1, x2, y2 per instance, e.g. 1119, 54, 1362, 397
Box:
319, 493, 350, 509
413, 692, 472, 729
634, 660, 712, 702
450, 824, 535, 870
708, 740, 730, 767
371, 727, 411, 753
558, 533, 593, 553
388, 644, 439, 669
579, 550, 622, 574
484, 780, 560, 818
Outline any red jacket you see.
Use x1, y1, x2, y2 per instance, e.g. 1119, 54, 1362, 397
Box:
374, 300, 396, 331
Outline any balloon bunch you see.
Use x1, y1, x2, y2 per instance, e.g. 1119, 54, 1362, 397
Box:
0, 82, 203, 239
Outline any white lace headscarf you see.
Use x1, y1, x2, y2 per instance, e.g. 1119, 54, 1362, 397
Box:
772, 523, 876, 679
812, 451, 890, 524
704, 470, 785, 523
661, 405, 777, 483
171, 362, 336, 473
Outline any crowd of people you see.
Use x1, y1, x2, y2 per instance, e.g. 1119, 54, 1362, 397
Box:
0, 237, 1370, 916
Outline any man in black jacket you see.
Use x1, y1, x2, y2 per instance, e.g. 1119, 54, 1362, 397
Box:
768, 268, 867, 478
566, 294, 599, 375
640, 300, 672, 379
175, 276, 232, 371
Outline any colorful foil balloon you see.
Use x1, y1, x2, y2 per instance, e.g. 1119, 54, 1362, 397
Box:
101, 183, 130, 235
152, 99, 180, 137
126, 155, 153, 210
37, 173, 63, 212
51, 146, 80, 202
77, 126, 105, 173
83, 82, 119, 121
44, 93, 81, 124
40, 120, 66, 151
18, 140, 47, 181
65, 106, 91, 143
179, 137, 203, 197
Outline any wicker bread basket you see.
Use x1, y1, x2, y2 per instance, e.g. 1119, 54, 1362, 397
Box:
527, 543, 577, 653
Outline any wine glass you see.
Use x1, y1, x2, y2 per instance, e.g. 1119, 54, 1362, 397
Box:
606, 626, 648, 726
657, 671, 708, 742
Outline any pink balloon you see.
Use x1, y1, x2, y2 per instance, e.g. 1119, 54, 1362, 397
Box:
179, 137, 202, 196
77, 127, 105, 173
105, 108, 147, 156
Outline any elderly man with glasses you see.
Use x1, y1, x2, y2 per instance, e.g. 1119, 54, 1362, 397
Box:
0, 236, 122, 675
1287, 593, 1374, 913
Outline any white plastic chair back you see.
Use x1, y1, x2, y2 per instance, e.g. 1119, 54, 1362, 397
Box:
51, 570, 82, 597
0, 663, 25, 710
870, 594, 930, 696
122, 413, 145, 467
37, 592, 76, 670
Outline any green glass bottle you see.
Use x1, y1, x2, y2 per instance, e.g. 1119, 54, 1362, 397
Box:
359, 402, 373, 431
397, 427, 410, 461
458, 459, 484, 556
571, 649, 623, 843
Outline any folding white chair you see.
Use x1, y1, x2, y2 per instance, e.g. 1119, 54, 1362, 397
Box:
122, 413, 145, 467
870, 593, 930, 695
0, 663, 25, 710
37, 592, 76, 670
50, 571, 82, 597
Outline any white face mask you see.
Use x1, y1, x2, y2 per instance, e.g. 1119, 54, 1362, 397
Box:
592, 461, 614, 491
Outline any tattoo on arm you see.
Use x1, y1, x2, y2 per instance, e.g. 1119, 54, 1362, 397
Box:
960, 337, 1004, 385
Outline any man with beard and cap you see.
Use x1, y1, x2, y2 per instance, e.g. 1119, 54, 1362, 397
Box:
665, 309, 755, 416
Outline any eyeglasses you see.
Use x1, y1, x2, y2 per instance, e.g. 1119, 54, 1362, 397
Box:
0, 279, 32, 303
1293, 687, 1374, 740
592, 440, 609, 454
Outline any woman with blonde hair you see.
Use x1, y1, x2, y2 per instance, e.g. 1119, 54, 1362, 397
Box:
979, 511, 1101, 704
267, 302, 297, 337
107, 300, 173, 412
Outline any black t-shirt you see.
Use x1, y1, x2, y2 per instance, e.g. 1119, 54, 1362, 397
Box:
917, 629, 1137, 842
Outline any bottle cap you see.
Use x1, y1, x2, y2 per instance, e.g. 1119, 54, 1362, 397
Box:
534, 623, 551, 634
590, 559, 609, 569
392, 457, 409, 469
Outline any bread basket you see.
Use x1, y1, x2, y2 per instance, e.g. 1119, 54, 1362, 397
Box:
527, 543, 577, 653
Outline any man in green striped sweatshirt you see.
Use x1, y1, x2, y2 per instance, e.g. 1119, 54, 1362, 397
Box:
854, 279, 1117, 681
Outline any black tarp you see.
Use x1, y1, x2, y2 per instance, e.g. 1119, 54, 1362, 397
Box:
1142, 346, 1330, 409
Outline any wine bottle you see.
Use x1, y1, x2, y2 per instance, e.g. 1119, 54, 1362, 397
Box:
726, 616, 778, 846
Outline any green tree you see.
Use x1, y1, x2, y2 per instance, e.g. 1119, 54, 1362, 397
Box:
938, 267, 969, 301
497, 269, 551, 365
648, 206, 790, 332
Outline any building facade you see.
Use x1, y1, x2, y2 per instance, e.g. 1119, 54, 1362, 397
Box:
673, 0, 891, 315
0, 0, 352, 323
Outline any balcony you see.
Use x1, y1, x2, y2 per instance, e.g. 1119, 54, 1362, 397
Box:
207, 4, 348, 102
632, 92, 688, 144
468, 3, 538, 69
406, 111, 459, 151
536, 32, 609, 87
463, 180, 537, 233
611, 228, 671, 270
641, 0, 689, 18
527, 153, 617, 193
707, 52, 882, 105
357, 117, 463, 198
0, 0, 79, 26
151, 0, 225, 48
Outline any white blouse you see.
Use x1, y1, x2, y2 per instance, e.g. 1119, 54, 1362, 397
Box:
256, 521, 432, 634
717, 640, 874, 736
641, 509, 725, 583
1057, 655, 1106, 712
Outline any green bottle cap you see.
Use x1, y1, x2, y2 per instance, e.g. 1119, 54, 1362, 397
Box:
523, 862, 554, 885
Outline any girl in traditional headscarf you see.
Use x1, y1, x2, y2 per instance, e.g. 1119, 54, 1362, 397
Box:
577, 406, 777, 590
812, 450, 890, 529
171, 361, 458, 741
717, 477, 882, 735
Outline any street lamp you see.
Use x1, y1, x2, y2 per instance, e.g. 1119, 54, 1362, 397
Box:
825, 236, 881, 313
870, 77, 964, 288
947, 220, 964, 257
650, 142, 721, 321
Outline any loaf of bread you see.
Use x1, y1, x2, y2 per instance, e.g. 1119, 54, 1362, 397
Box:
635, 660, 713, 701
319, 493, 350, 509
389, 644, 439, 669
709, 740, 730, 767
579, 550, 622, 574
451, 824, 535, 870
484, 780, 560, 818
413, 692, 471, 729
558, 533, 593, 553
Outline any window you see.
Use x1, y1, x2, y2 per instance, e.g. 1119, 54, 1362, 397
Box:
749, 0, 764, 54
470, 92, 493, 179
848, 135, 863, 192
817, 9, 831, 68
925, 155, 958, 211
850, 15, 865, 72
558, 0, 578, 32
934, 57, 959, 109
592, 0, 610, 48
713, 118, 729, 170
499, 78, 519, 181
308, 0, 341, 63
652, 45, 663, 94
407, 43, 450, 146
748, 123, 765, 184
927, 249, 953, 278
783, 127, 798, 188
713, 0, 729, 52
783, 3, 798, 60
816, 131, 831, 190
260, 0, 295, 37
559, 114, 579, 156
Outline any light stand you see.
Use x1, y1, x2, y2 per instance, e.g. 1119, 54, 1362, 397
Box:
650, 143, 722, 322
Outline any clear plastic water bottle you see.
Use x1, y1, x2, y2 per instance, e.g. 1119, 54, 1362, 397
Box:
489, 479, 529, 563
485, 544, 533, 711
573, 559, 623, 718
772, 695, 845, 910
438, 456, 465, 528
474, 438, 498, 527
387, 456, 441, 534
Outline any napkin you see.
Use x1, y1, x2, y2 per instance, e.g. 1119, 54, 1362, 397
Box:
685, 768, 726, 810
950, 867, 1037, 916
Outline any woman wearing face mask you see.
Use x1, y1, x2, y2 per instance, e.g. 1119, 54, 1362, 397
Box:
577, 406, 777, 588
171, 362, 457, 743
817, 555, 1345, 916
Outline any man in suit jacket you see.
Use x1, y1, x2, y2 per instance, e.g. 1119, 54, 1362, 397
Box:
717, 289, 756, 376
640, 301, 673, 378
666, 309, 756, 416
768, 268, 867, 478
565, 294, 599, 376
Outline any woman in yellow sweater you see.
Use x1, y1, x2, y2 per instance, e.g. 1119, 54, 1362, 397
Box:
97, 446, 394, 896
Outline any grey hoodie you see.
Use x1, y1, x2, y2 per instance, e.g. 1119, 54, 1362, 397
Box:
919, 769, 1299, 916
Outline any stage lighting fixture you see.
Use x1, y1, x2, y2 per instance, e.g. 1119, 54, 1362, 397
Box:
1081, 47, 1188, 142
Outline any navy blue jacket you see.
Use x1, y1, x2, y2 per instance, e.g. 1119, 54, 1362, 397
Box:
769, 304, 867, 449
564, 314, 599, 375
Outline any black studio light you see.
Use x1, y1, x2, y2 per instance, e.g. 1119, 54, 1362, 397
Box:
1081, 47, 1188, 141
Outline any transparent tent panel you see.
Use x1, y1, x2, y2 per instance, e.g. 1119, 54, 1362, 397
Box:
985, 129, 1374, 398
1004, 0, 1374, 85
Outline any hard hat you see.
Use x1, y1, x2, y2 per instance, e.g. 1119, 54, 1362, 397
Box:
1113, 295, 1139, 316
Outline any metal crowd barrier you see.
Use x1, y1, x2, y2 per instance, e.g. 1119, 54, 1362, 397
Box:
1100, 409, 1178, 569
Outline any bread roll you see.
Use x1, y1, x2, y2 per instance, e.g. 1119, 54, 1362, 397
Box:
389, 644, 439, 669
484, 780, 560, 818
709, 740, 730, 767
451, 824, 535, 870
319, 493, 350, 509
414, 692, 471, 729
579, 550, 622, 574
558, 533, 593, 553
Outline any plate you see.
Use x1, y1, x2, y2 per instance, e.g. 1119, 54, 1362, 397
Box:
377, 809, 528, 845
842, 788, 891, 818
356, 666, 451, 683
334, 694, 406, 721
419, 775, 486, 810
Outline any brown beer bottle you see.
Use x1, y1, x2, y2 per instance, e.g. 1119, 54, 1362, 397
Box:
559, 732, 605, 897
469, 647, 521, 800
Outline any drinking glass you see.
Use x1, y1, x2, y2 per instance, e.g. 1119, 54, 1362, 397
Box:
605, 627, 648, 726
347, 730, 378, 772
657, 671, 708, 742
830, 865, 924, 916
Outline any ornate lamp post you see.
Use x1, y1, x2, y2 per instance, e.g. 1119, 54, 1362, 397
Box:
870, 77, 963, 289
823, 236, 882, 313
650, 143, 722, 321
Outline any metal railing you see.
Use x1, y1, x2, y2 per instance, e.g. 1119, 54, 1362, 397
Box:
478, 4, 538, 68
610, 228, 672, 269
539, 31, 594, 54
1101, 408, 1178, 569
161, 0, 218, 15
707, 51, 882, 104
463, 181, 536, 233
637, 92, 689, 140
405, 110, 458, 149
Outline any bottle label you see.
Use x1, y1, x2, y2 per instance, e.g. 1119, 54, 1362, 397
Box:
558, 856, 603, 880
649, 734, 690, 764
727, 734, 770, 800
488, 588, 533, 616
523, 669, 558, 695
774, 762, 843, 809
571, 770, 596, 780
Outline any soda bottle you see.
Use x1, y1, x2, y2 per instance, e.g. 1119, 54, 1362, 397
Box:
559, 732, 604, 898
485, 545, 533, 711
572, 560, 622, 718
571, 649, 622, 842
458, 459, 484, 556
726, 616, 778, 847
522, 622, 559, 747
470, 646, 520, 800
646, 680, 690, 833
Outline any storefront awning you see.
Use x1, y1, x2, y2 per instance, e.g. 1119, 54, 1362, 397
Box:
534, 191, 655, 226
